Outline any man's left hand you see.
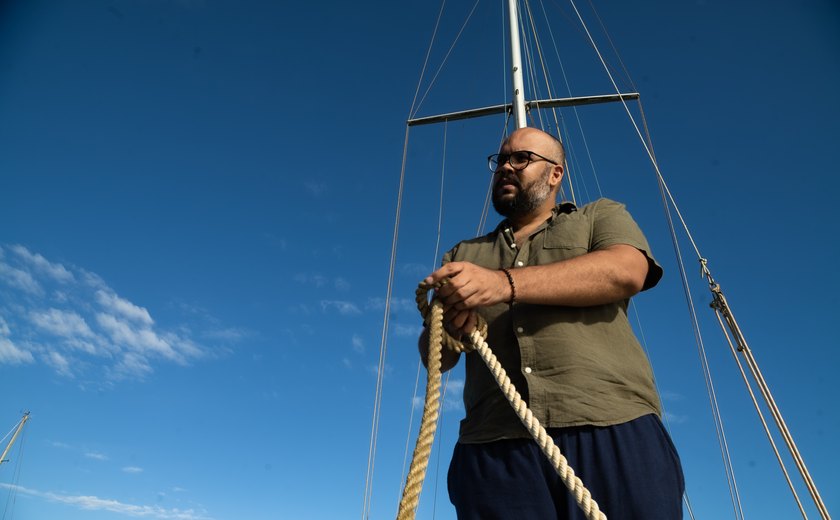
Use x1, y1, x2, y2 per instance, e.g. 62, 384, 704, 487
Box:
425, 261, 510, 311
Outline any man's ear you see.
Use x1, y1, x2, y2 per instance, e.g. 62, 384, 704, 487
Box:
549, 164, 564, 188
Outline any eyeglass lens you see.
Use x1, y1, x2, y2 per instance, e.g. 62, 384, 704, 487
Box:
490, 151, 531, 171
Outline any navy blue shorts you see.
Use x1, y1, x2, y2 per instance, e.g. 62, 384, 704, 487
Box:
448, 414, 684, 519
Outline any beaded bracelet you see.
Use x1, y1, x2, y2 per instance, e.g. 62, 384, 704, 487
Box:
500, 267, 516, 305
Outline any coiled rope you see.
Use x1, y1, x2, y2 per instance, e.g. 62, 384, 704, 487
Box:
396, 281, 606, 520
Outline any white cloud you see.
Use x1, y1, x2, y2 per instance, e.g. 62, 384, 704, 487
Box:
410, 378, 464, 412
0, 483, 212, 519
366, 363, 392, 377
303, 181, 327, 197
111, 352, 154, 380
401, 262, 431, 277
0, 261, 42, 295
393, 323, 422, 337
0, 337, 34, 364
445, 378, 465, 394
11, 245, 75, 283
662, 411, 689, 424
295, 273, 351, 291
203, 327, 250, 342
320, 300, 361, 315
0, 245, 234, 380
30, 308, 95, 339
45, 351, 73, 377
351, 334, 365, 353
97, 314, 172, 356
122, 466, 143, 474
96, 291, 153, 325
294, 273, 328, 288
365, 297, 417, 312
95, 314, 201, 365
660, 390, 684, 402
0, 316, 35, 365
85, 452, 108, 461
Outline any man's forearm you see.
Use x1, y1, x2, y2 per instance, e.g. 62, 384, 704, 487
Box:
427, 244, 650, 310
510, 244, 648, 306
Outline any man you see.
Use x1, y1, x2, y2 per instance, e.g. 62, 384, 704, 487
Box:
419, 127, 684, 519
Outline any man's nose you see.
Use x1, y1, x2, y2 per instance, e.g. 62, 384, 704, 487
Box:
495, 159, 515, 174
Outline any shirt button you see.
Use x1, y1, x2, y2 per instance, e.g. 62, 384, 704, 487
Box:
524, 367, 532, 374
516, 327, 524, 333
516, 261, 524, 267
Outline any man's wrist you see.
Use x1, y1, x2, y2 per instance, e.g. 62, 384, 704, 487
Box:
500, 268, 516, 304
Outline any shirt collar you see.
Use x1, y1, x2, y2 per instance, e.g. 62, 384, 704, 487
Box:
494, 201, 578, 233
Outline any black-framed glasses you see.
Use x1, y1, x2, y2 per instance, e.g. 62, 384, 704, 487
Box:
488, 150, 558, 173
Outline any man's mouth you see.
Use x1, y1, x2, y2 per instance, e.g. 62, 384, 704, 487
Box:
495, 178, 519, 192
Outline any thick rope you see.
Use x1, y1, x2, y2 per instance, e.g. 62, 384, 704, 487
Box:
396, 282, 606, 520
396, 298, 444, 519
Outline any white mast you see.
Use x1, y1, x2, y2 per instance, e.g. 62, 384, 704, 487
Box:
507, 0, 527, 128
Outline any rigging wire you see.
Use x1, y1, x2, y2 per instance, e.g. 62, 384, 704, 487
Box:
711, 309, 810, 518
584, 0, 637, 93
561, 0, 753, 516
407, 0, 448, 119
530, 2, 703, 514
365, 1, 452, 516
362, 125, 412, 520
412, 1, 483, 119
503, 0, 583, 207
632, 100, 704, 520
0, 421, 20, 447
564, 2, 832, 518
1, 422, 28, 520
565, 0, 704, 258
537, 0, 603, 201
524, 0, 596, 205
398, 362, 424, 507
709, 280, 830, 519
627, 299, 698, 520
652, 136, 746, 520
397, 121, 452, 516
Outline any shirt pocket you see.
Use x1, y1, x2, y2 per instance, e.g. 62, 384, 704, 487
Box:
537, 216, 591, 261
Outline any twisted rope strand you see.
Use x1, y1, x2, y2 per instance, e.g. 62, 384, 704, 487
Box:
396, 300, 444, 519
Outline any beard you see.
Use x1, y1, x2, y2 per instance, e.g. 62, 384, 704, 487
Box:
492, 165, 553, 218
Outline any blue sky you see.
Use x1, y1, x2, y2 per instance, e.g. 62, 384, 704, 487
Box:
1, 1, 838, 519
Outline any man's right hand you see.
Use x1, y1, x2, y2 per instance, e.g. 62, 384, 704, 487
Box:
443, 307, 478, 339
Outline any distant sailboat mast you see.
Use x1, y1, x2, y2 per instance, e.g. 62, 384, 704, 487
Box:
0, 412, 30, 466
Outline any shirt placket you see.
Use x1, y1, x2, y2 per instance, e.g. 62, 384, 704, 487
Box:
503, 226, 541, 415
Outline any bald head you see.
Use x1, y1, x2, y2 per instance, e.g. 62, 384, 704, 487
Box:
501, 127, 565, 166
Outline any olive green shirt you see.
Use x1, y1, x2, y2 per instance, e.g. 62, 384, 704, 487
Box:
443, 198, 663, 443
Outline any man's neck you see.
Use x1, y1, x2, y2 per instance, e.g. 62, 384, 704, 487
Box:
508, 205, 555, 243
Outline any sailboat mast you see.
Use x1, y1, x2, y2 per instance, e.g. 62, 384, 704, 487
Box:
507, 0, 527, 128
0, 412, 30, 465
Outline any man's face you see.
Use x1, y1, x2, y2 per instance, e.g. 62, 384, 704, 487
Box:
492, 162, 553, 218
491, 131, 557, 218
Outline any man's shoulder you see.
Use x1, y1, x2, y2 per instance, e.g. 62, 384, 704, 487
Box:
443, 229, 499, 263
451, 231, 498, 250
576, 197, 627, 214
